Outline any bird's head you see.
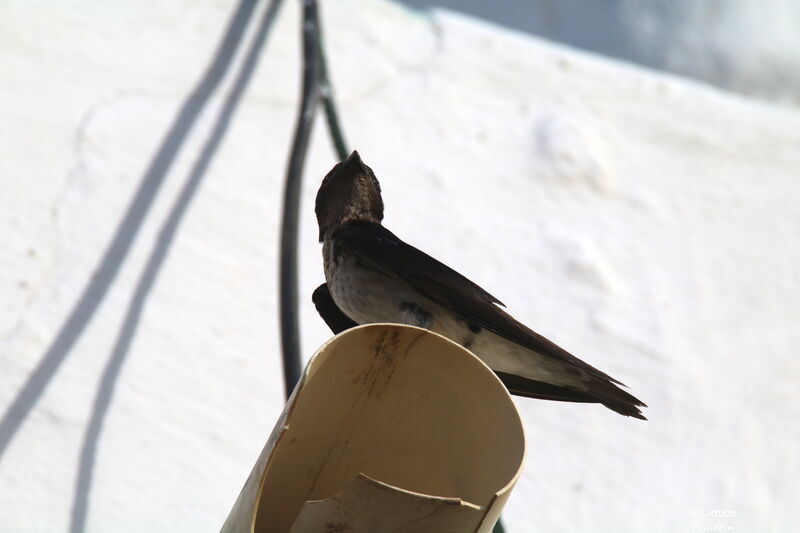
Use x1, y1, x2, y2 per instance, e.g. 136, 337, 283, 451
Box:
315, 150, 384, 241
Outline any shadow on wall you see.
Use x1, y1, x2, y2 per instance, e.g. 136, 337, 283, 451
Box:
0, 1, 282, 532
66, 2, 286, 532
397, 0, 800, 106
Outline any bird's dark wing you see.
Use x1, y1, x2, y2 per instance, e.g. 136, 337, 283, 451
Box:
495, 372, 599, 403
313, 279, 601, 405
313, 283, 358, 334
332, 221, 627, 387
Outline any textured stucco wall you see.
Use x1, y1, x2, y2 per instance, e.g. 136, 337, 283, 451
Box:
1, 1, 798, 532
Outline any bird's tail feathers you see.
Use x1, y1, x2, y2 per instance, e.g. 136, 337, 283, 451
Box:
584, 378, 647, 420
499, 371, 647, 420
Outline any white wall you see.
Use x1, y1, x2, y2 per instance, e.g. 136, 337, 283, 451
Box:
1, 1, 798, 532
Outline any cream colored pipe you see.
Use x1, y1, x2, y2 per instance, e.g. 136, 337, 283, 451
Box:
220, 324, 526, 533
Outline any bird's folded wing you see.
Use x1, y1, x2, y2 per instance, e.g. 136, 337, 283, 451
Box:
332, 220, 623, 386
312, 280, 603, 405
313, 283, 358, 334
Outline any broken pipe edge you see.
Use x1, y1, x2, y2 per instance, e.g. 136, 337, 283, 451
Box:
220, 323, 526, 533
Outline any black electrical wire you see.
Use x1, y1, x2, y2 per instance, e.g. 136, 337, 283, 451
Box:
279, 0, 322, 398
279, 0, 351, 399
318, 37, 349, 162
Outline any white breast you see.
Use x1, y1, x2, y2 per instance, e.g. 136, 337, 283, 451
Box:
324, 241, 412, 324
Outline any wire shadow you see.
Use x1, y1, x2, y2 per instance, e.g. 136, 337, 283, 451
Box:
0, 0, 259, 461
68, 2, 284, 532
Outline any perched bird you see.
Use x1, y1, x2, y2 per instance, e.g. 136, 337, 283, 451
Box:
313, 151, 646, 419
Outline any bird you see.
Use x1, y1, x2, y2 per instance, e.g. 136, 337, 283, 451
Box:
313, 150, 646, 419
